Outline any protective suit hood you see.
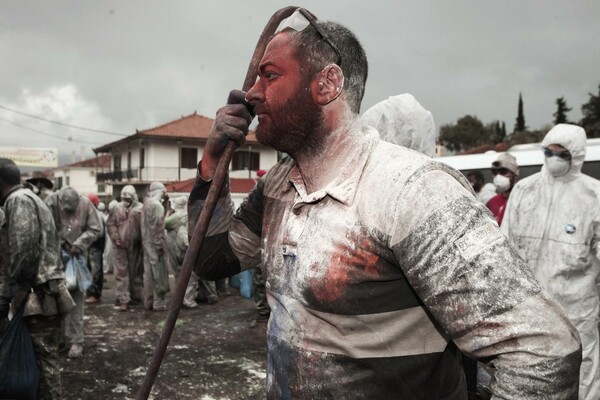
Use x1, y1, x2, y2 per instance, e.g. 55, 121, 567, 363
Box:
171, 196, 188, 211
148, 182, 166, 199
58, 186, 80, 212
541, 124, 586, 178
360, 94, 436, 157
121, 185, 137, 200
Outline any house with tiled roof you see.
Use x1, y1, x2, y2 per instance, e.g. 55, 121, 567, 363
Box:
51, 154, 112, 196
93, 112, 278, 198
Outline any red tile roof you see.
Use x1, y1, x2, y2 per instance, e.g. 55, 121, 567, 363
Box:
94, 112, 257, 153
56, 154, 111, 169
165, 177, 258, 194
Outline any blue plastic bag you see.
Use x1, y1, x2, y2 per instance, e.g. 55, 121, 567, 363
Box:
0, 311, 40, 400
230, 269, 253, 300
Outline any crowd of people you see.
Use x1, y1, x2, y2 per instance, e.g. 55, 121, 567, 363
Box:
1, 6, 599, 400
0, 163, 268, 399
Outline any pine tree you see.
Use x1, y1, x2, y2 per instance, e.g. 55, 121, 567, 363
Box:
514, 92, 526, 132
501, 121, 507, 138
553, 96, 572, 124
581, 84, 600, 138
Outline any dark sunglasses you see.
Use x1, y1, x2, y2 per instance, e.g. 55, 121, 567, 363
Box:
543, 147, 572, 161
275, 8, 342, 67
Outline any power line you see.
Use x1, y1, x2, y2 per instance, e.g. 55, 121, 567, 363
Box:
0, 104, 129, 137
0, 116, 104, 145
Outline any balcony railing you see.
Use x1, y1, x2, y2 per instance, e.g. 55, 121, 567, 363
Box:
96, 167, 197, 182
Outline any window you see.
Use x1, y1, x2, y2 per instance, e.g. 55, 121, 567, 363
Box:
113, 154, 121, 171
140, 148, 145, 169
180, 147, 198, 169
232, 150, 260, 171
57, 176, 63, 189
127, 151, 132, 171
66, 176, 70, 186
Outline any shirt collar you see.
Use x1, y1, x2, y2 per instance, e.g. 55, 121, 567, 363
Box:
287, 126, 379, 206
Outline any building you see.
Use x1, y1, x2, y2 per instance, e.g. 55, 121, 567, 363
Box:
93, 112, 278, 199
51, 154, 112, 196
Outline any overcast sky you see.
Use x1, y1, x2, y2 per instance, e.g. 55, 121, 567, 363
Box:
1, 1, 599, 166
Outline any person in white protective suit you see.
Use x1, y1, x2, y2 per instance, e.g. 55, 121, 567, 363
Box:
360, 93, 436, 157
502, 123, 600, 400
164, 195, 201, 309
141, 182, 170, 311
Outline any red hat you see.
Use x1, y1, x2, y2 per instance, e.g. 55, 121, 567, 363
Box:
87, 193, 100, 207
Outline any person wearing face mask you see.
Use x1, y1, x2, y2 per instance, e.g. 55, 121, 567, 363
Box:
502, 124, 600, 400
466, 170, 496, 205
106, 185, 143, 312
485, 153, 519, 226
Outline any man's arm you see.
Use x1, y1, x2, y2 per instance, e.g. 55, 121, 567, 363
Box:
105, 208, 121, 246
72, 198, 102, 252
188, 166, 264, 281
4, 195, 41, 294
390, 167, 581, 399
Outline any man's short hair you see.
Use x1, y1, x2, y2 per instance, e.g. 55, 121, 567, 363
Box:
0, 158, 21, 186
288, 20, 368, 114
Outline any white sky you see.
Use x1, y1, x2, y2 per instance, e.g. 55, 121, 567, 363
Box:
1, 1, 599, 166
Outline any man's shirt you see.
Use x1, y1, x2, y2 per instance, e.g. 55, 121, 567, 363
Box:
189, 127, 580, 399
486, 193, 508, 226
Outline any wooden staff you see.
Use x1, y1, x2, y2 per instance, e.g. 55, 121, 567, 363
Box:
135, 6, 297, 399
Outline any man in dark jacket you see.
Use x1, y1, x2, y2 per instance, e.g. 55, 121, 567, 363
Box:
0, 158, 75, 400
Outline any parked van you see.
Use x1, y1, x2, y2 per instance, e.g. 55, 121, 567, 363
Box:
435, 138, 600, 181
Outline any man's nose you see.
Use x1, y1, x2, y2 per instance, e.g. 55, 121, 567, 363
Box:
245, 79, 263, 105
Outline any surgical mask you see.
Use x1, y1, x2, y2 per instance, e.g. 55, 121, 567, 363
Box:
545, 157, 571, 177
493, 174, 511, 193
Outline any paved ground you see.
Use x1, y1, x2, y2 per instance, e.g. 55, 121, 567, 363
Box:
60, 273, 268, 400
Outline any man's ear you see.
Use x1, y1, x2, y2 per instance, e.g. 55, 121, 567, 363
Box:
314, 64, 344, 105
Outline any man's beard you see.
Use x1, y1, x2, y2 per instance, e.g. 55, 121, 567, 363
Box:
255, 86, 326, 158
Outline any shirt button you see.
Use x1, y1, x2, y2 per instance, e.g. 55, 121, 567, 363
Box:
293, 208, 301, 215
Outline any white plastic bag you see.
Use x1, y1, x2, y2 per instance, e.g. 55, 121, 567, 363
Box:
65, 257, 78, 291
64, 254, 92, 292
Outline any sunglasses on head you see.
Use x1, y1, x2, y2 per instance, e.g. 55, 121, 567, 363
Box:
275, 8, 342, 67
543, 147, 572, 161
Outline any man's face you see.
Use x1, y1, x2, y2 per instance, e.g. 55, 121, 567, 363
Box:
247, 32, 325, 156
122, 197, 133, 208
491, 168, 516, 189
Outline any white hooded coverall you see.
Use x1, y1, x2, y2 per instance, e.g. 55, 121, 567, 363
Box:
502, 124, 600, 400
360, 94, 436, 157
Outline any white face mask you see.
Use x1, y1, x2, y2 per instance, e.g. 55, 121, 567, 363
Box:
545, 157, 571, 177
493, 174, 511, 193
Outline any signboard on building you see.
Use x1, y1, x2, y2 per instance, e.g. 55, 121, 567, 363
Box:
0, 147, 59, 167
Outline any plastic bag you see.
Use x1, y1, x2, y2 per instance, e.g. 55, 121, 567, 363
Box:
65, 254, 92, 292
73, 255, 92, 292
65, 257, 77, 291
230, 270, 253, 300
0, 311, 41, 400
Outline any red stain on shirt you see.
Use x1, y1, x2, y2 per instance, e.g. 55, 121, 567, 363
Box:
311, 238, 381, 303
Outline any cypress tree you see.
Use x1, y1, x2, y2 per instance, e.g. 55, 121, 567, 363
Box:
514, 92, 526, 132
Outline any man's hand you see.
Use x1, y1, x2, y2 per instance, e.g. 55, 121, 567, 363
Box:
70, 245, 82, 256
201, 90, 254, 180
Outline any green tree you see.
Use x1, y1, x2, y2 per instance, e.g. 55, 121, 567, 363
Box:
514, 92, 527, 132
581, 84, 600, 138
553, 96, 572, 125
438, 115, 489, 152
486, 120, 506, 144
